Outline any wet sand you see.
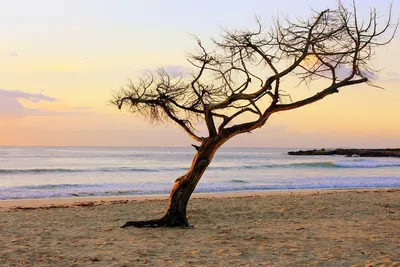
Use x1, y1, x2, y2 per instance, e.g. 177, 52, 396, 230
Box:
0, 189, 399, 266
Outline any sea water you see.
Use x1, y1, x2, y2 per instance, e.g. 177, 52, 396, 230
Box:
0, 147, 399, 200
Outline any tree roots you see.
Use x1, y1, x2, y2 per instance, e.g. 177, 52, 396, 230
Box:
121, 214, 190, 228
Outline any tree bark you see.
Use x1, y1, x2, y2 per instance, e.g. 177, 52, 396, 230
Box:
121, 137, 223, 228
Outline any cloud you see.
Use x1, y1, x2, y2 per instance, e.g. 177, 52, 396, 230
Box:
163, 65, 190, 76
136, 65, 191, 77
0, 89, 57, 117
314, 65, 380, 81
0, 89, 58, 103
0, 89, 90, 117
330, 65, 380, 80
8, 52, 18, 57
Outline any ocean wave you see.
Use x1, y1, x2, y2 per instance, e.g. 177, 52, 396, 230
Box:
229, 179, 250, 183
1, 180, 399, 200
1, 160, 399, 175
0, 182, 164, 200
16, 183, 103, 190
332, 161, 400, 168
0, 166, 188, 174
0, 168, 83, 174
229, 161, 400, 169
243, 162, 337, 169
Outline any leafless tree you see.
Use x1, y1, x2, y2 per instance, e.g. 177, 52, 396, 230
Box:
112, 1, 397, 228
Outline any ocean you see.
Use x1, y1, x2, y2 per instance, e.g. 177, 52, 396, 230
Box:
0, 147, 399, 200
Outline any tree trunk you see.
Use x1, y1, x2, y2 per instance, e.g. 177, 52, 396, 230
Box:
121, 138, 223, 228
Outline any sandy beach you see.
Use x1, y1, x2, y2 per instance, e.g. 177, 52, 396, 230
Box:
0, 189, 399, 266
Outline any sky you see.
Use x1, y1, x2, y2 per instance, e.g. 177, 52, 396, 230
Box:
0, 0, 399, 148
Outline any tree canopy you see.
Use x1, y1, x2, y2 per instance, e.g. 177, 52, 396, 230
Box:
113, 2, 396, 144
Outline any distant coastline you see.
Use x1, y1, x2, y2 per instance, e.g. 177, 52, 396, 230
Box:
288, 148, 400, 157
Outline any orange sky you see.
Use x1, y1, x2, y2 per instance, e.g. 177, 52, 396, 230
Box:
1, 0, 399, 148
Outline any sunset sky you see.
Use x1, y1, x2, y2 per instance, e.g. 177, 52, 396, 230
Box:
1, 0, 399, 148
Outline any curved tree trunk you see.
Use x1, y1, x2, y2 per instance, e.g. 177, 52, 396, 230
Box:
121, 137, 223, 228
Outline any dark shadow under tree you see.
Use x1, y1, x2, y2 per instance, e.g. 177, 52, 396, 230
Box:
112, 1, 397, 228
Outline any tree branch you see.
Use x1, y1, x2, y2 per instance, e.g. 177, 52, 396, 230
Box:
273, 78, 368, 112
160, 105, 204, 142
112, 1, 395, 145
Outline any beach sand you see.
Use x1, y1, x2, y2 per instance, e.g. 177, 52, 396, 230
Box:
0, 189, 399, 266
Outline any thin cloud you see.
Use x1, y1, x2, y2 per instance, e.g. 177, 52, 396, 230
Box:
0, 89, 91, 117
0, 89, 58, 103
0, 89, 57, 117
315, 65, 380, 81
164, 65, 190, 76
8, 52, 18, 57
136, 65, 191, 77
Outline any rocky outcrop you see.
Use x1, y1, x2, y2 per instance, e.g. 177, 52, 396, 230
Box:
288, 148, 400, 157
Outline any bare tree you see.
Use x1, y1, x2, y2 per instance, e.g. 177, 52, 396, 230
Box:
112, 2, 397, 228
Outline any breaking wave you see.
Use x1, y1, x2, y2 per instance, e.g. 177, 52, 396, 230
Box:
1, 160, 400, 175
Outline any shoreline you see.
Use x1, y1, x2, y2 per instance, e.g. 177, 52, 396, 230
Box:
1, 187, 398, 210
